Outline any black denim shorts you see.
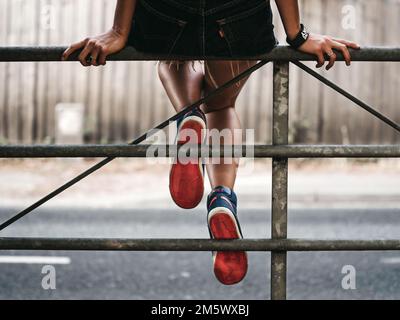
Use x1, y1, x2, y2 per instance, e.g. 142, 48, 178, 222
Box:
127, 0, 278, 58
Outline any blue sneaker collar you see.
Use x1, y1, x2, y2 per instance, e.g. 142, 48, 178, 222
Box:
207, 185, 237, 209
176, 107, 206, 129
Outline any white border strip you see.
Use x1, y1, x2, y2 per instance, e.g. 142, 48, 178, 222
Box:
0, 256, 71, 265
380, 257, 400, 265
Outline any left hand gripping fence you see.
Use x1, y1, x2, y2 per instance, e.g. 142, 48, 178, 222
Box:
0, 45, 399, 300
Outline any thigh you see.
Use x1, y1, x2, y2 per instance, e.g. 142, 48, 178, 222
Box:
158, 60, 204, 111
203, 60, 257, 112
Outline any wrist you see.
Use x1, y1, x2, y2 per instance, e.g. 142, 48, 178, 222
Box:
111, 26, 129, 41
287, 25, 301, 41
286, 24, 310, 49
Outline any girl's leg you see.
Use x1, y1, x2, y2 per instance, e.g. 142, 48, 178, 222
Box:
203, 60, 257, 189
203, 60, 257, 285
158, 60, 206, 209
157, 61, 204, 112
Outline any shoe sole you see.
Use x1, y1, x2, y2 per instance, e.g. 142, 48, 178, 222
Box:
208, 207, 247, 285
169, 116, 206, 209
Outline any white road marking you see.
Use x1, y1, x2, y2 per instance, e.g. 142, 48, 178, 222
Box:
380, 257, 400, 265
0, 256, 71, 265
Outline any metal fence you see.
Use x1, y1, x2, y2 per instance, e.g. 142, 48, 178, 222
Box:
0, 45, 399, 300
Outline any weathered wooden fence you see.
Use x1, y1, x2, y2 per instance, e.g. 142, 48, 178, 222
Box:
0, 0, 399, 144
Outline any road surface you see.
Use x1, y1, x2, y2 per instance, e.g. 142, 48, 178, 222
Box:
0, 206, 399, 300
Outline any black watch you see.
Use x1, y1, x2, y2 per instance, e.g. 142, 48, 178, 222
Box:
286, 24, 310, 49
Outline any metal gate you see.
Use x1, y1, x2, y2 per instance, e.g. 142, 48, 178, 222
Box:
0, 45, 399, 300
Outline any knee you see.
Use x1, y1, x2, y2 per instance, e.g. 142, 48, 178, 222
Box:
203, 101, 236, 114
203, 85, 239, 114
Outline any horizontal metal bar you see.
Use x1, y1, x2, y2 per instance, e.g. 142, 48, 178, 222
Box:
0, 45, 399, 62
1, 238, 400, 251
0, 144, 399, 158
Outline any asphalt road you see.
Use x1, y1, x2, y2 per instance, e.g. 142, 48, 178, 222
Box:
0, 206, 400, 300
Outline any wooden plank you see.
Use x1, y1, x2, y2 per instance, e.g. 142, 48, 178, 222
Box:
152, 60, 172, 144
340, 0, 363, 144
35, 0, 52, 142
74, 0, 90, 122
86, 0, 105, 142
244, 65, 267, 143
58, 0, 73, 104
7, 0, 23, 143
111, 61, 126, 142
356, 0, 382, 144
97, 0, 114, 143
44, 0, 63, 141
126, 61, 144, 139
289, 0, 310, 143
0, 0, 9, 142
31, 0, 41, 143
297, 0, 324, 143
20, 0, 37, 143
237, 66, 253, 141
321, 0, 348, 144
139, 61, 155, 135
380, 0, 399, 144
148, 62, 158, 130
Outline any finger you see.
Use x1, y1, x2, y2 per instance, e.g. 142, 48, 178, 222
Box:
332, 38, 361, 49
62, 40, 86, 61
332, 42, 351, 66
90, 46, 101, 66
325, 49, 337, 70
78, 41, 95, 67
315, 50, 325, 68
98, 50, 108, 66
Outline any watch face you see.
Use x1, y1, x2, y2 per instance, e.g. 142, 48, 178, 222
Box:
301, 30, 309, 40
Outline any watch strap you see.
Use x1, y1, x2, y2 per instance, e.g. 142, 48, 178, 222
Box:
287, 24, 310, 49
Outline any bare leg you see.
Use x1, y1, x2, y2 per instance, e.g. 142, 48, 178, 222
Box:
158, 60, 256, 286
158, 60, 206, 209
203, 60, 257, 189
158, 60, 257, 190
157, 61, 204, 112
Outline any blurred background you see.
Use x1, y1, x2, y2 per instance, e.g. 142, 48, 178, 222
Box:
0, 0, 399, 144
0, 0, 399, 300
